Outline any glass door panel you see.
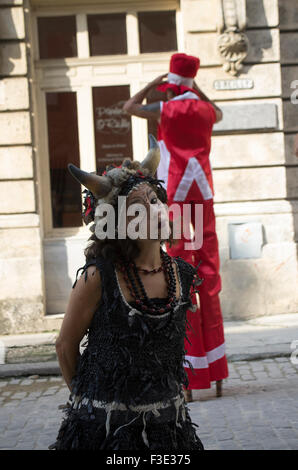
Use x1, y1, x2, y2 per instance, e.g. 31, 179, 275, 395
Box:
92, 85, 133, 174
46, 91, 82, 228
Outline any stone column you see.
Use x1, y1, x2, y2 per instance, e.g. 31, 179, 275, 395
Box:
0, 0, 46, 334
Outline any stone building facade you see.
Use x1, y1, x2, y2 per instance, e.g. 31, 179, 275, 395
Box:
0, 0, 297, 334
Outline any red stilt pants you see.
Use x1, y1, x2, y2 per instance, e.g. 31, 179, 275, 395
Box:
167, 199, 229, 389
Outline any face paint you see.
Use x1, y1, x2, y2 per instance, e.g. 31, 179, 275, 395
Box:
126, 184, 170, 240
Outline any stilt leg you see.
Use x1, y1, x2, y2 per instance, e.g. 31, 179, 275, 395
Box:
216, 380, 222, 397
183, 389, 193, 403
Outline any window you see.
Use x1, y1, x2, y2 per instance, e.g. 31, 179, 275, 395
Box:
138, 11, 177, 53
37, 16, 77, 59
34, 2, 180, 234
37, 9, 178, 60
46, 92, 82, 228
87, 13, 127, 56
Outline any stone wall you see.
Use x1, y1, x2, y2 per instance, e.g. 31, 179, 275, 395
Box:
0, 0, 47, 334
0, 0, 297, 332
181, 0, 298, 319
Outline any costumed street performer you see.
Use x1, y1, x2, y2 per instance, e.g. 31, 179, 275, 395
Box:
50, 136, 205, 450
123, 53, 229, 401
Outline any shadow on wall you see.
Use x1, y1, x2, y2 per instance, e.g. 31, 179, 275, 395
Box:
285, 139, 298, 307
31, 13, 87, 316
0, 7, 22, 76
44, 238, 86, 315
41, 79, 86, 315
0, 8, 84, 318
279, 1, 298, 312
244, 0, 273, 71
41, 81, 86, 315
220, 256, 264, 321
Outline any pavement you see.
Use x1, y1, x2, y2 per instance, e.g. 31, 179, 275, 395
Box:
1, 312, 298, 377
224, 312, 298, 361
0, 357, 298, 450
0, 313, 298, 450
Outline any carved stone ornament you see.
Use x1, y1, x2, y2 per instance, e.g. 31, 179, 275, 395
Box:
216, 0, 249, 76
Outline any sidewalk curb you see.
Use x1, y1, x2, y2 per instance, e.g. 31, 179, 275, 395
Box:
0, 351, 292, 378
0, 361, 60, 377
227, 351, 291, 362
3, 344, 57, 365
0, 313, 297, 378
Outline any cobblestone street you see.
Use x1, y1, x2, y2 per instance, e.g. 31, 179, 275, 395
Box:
0, 357, 298, 450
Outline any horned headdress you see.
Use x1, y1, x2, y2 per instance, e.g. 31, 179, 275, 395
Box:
68, 135, 165, 235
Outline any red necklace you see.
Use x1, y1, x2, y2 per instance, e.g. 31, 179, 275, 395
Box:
135, 265, 163, 275
118, 250, 177, 315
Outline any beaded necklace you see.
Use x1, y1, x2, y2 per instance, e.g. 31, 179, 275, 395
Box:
119, 249, 178, 315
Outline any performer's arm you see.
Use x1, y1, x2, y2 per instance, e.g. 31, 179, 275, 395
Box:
123, 73, 167, 120
193, 81, 223, 123
55, 265, 101, 391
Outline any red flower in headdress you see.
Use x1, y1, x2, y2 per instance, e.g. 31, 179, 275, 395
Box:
136, 169, 145, 178
82, 189, 96, 224
103, 163, 123, 175
85, 196, 93, 217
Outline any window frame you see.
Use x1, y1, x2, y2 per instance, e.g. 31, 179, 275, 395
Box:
31, 1, 183, 239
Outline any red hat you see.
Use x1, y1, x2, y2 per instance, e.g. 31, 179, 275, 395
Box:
170, 53, 200, 78
157, 53, 200, 96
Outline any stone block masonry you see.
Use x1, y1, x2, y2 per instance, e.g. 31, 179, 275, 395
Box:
0, 1, 45, 334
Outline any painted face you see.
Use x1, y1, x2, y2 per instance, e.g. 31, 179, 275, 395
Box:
126, 183, 170, 240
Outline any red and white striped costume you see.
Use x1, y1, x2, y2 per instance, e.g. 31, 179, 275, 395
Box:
157, 91, 229, 389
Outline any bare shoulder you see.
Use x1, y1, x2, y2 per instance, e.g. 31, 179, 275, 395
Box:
57, 264, 103, 346
72, 264, 102, 305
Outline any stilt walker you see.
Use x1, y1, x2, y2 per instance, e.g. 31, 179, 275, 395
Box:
123, 53, 229, 399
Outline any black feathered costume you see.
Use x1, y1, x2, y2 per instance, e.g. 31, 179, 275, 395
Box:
50, 255, 204, 450
50, 135, 204, 450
